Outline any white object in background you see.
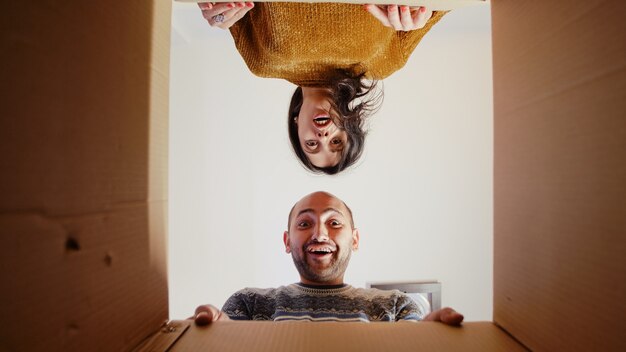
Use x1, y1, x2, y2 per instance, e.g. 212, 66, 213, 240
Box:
367, 281, 442, 315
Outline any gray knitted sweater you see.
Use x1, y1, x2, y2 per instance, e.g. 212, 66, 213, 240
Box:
222, 283, 425, 322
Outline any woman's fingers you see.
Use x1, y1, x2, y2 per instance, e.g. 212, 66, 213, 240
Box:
200, 2, 253, 29
219, 3, 254, 29
365, 4, 432, 31
399, 6, 413, 30
202, 3, 236, 28
200, 2, 233, 22
364, 4, 391, 27
412, 7, 433, 29
386, 5, 402, 30
197, 2, 215, 10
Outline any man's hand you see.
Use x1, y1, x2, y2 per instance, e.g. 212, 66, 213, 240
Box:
198, 2, 254, 30
364, 5, 433, 31
192, 304, 231, 325
423, 307, 464, 326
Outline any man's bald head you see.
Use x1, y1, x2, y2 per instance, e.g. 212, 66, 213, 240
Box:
287, 191, 355, 231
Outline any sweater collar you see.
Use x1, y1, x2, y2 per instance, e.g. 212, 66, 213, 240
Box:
296, 282, 348, 290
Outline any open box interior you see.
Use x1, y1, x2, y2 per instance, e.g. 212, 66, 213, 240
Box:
1, 0, 624, 351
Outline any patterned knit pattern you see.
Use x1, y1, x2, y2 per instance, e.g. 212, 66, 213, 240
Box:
229, 3, 446, 86
222, 284, 425, 322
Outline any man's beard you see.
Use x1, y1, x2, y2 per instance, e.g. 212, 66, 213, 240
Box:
290, 246, 352, 284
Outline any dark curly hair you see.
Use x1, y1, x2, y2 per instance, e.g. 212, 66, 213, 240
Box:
288, 72, 382, 175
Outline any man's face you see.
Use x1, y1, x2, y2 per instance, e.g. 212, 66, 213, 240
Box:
283, 192, 359, 285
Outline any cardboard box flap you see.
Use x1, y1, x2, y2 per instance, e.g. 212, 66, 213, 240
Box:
0, 1, 171, 351
493, 0, 626, 351
162, 321, 526, 352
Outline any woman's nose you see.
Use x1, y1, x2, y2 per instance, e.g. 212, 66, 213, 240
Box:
317, 131, 329, 137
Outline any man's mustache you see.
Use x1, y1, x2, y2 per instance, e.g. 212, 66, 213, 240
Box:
303, 240, 337, 252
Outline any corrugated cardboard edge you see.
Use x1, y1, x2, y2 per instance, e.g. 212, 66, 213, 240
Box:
492, 0, 626, 351
176, 0, 488, 11
166, 321, 526, 351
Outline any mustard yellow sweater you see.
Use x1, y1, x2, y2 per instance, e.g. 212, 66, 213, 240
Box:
230, 3, 445, 86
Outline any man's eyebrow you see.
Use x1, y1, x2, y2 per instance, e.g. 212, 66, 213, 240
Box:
323, 207, 345, 217
296, 208, 314, 217
296, 207, 345, 218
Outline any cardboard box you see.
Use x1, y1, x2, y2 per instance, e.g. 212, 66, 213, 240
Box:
136, 321, 526, 351
1, 0, 624, 351
177, 0, 488, 11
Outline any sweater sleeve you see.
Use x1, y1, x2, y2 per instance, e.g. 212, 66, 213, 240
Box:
222, 290, 253, 320
395, 293, 426, 321
399, 11, 449, 62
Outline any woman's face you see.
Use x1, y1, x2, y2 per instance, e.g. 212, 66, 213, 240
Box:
297, 88, 348, 168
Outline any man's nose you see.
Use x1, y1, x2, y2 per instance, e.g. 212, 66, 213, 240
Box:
311, 225, 329, 241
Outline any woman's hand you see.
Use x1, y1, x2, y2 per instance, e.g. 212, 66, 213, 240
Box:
198, 2, 254, 30
364, 5, 433, 31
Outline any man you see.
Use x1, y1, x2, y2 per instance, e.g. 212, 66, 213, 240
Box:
194, 191, 463, 325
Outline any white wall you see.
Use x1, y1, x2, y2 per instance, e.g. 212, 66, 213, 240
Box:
169, 3, 493, 321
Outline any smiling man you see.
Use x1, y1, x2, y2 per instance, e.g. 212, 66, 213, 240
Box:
194, 191, 463, 325
284, 190, 357, 287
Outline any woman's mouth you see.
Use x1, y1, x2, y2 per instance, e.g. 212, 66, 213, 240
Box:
314, 117, 331, 127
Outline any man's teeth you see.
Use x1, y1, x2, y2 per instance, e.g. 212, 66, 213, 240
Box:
308, 247, 332, 253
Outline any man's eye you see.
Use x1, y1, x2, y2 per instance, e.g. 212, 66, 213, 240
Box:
305, 141, 318, 147
329, 220, 342, 227
298, 221, 310, 227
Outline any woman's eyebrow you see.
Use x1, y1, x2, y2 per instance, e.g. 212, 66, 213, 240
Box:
329, 144, 344, 153
302, 142, 320, 154
303, 147, 320, 155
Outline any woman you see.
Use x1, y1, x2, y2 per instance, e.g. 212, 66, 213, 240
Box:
199, 2, 444, 174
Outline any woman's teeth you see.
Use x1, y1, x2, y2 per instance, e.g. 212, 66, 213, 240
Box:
314, 117, 330, 126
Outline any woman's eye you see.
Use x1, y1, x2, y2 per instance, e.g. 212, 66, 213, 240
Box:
331, 138, 342, 145
305, 141, 318, 147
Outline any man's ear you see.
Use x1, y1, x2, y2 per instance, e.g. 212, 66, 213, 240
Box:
352, 228, 360, 251
283, 231, 291, 253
